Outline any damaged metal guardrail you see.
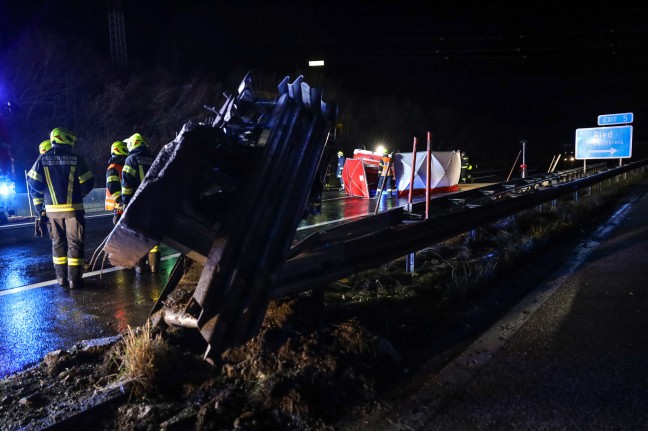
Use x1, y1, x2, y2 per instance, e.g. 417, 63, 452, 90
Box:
103, 73, 337, 361
101, 71, 646, 364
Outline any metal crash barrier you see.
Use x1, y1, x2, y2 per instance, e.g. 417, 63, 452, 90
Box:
103, 73, 337, 361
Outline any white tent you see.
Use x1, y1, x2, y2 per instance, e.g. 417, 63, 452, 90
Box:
393, 151, 461, 196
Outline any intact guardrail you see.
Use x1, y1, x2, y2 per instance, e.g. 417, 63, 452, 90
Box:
275, 160, 648, 296
12, 188, 109, 218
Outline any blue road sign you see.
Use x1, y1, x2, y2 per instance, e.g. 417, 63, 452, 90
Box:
597, 112, 633, 125
575, 125, 633, 159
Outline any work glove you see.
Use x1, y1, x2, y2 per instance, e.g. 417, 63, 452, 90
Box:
34, 212, 49, 238
113, 203, 124, 225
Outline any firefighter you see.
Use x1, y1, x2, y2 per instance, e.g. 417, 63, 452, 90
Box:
336, 150, 346, 191
32, 140, 52, 238
27, 128, 94, 288
105, 141, 128, 225
460, 151, 473, 183
122, 132, 159, 273
378, 149, 395, 194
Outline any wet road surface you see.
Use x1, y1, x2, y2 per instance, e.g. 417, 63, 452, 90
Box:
0, 189, 452, 378
0, 211, 179, 377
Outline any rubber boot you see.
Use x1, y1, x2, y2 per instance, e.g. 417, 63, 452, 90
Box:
54, 264, 68, 287
148, 250, 160, 273
68, 265, 84, 289
134, 256, 147, 274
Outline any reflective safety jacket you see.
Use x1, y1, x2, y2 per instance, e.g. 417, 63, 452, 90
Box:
379, 155, 394, 177
105, 154, 126, 211
461, 154, 473, 171
122, 146, 155, 206
27, 145, 94, 216
336, 155, 345, 176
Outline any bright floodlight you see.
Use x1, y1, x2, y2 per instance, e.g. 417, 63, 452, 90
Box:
375, 145, 386, 154
308, 60, 325, 67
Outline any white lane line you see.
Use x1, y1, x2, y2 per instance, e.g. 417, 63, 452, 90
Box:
3, 213, 372, 297
0, 253, 181, 297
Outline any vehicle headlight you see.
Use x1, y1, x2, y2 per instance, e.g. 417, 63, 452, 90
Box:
0, 182, 15, 198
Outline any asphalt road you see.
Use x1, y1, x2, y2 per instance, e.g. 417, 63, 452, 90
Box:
373, 179, 648, 430
0, 191, 412, 378
0, 213, 177, 378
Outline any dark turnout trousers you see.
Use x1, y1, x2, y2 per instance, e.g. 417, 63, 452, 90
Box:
49, 213, 86, 288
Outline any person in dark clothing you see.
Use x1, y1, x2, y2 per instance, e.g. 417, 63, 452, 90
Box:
460, 151, 474, 183
122, 132, 159, 273
378, 149, 395, 194
32, 140, 52, 238
336, 150, 346, 190
105, 141, 128, 225
27, 128, 94, 289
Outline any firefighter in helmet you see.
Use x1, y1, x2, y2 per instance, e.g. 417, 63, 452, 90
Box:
460, 151, 473, 183
32, 140, 52, 211
122, 132, 160, 273
31, 140, 53, 238
378, 148, 395, 195
27, 128, 94, 289
336, 150, 346, 191
105, 141, 128, 225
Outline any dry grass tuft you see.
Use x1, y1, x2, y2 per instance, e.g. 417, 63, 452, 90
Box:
119, 320, 166, 396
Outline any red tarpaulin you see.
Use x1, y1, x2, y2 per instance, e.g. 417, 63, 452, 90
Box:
342, 159, 371, 197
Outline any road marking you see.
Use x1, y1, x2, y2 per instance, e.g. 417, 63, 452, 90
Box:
0, 253, 181, 297
383, 199, 635, 430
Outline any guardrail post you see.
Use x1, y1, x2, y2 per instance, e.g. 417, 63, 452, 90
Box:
573, 190, 579, 202
407, 137, 417, 209
405, 252, 416, 273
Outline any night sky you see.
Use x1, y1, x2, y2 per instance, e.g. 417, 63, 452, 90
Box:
2, 0, 647, 153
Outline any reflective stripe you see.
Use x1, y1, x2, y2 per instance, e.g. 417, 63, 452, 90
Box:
105, 199, 116, 210
33, 197, 44, 204
44, 167, 58, 205
68, 257, 83, 266
67, 166, 75, 205
105, 190, 119, 209
105, 191, 122, 210
27, 169, 43, 182
45, 203, 85, 212
78, 170, 93, 184
139, 165, 145, 181
53, 256, 68, 265
122, 187, 134, 195
123, 165, 136, 176
107, 174, 120, 183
